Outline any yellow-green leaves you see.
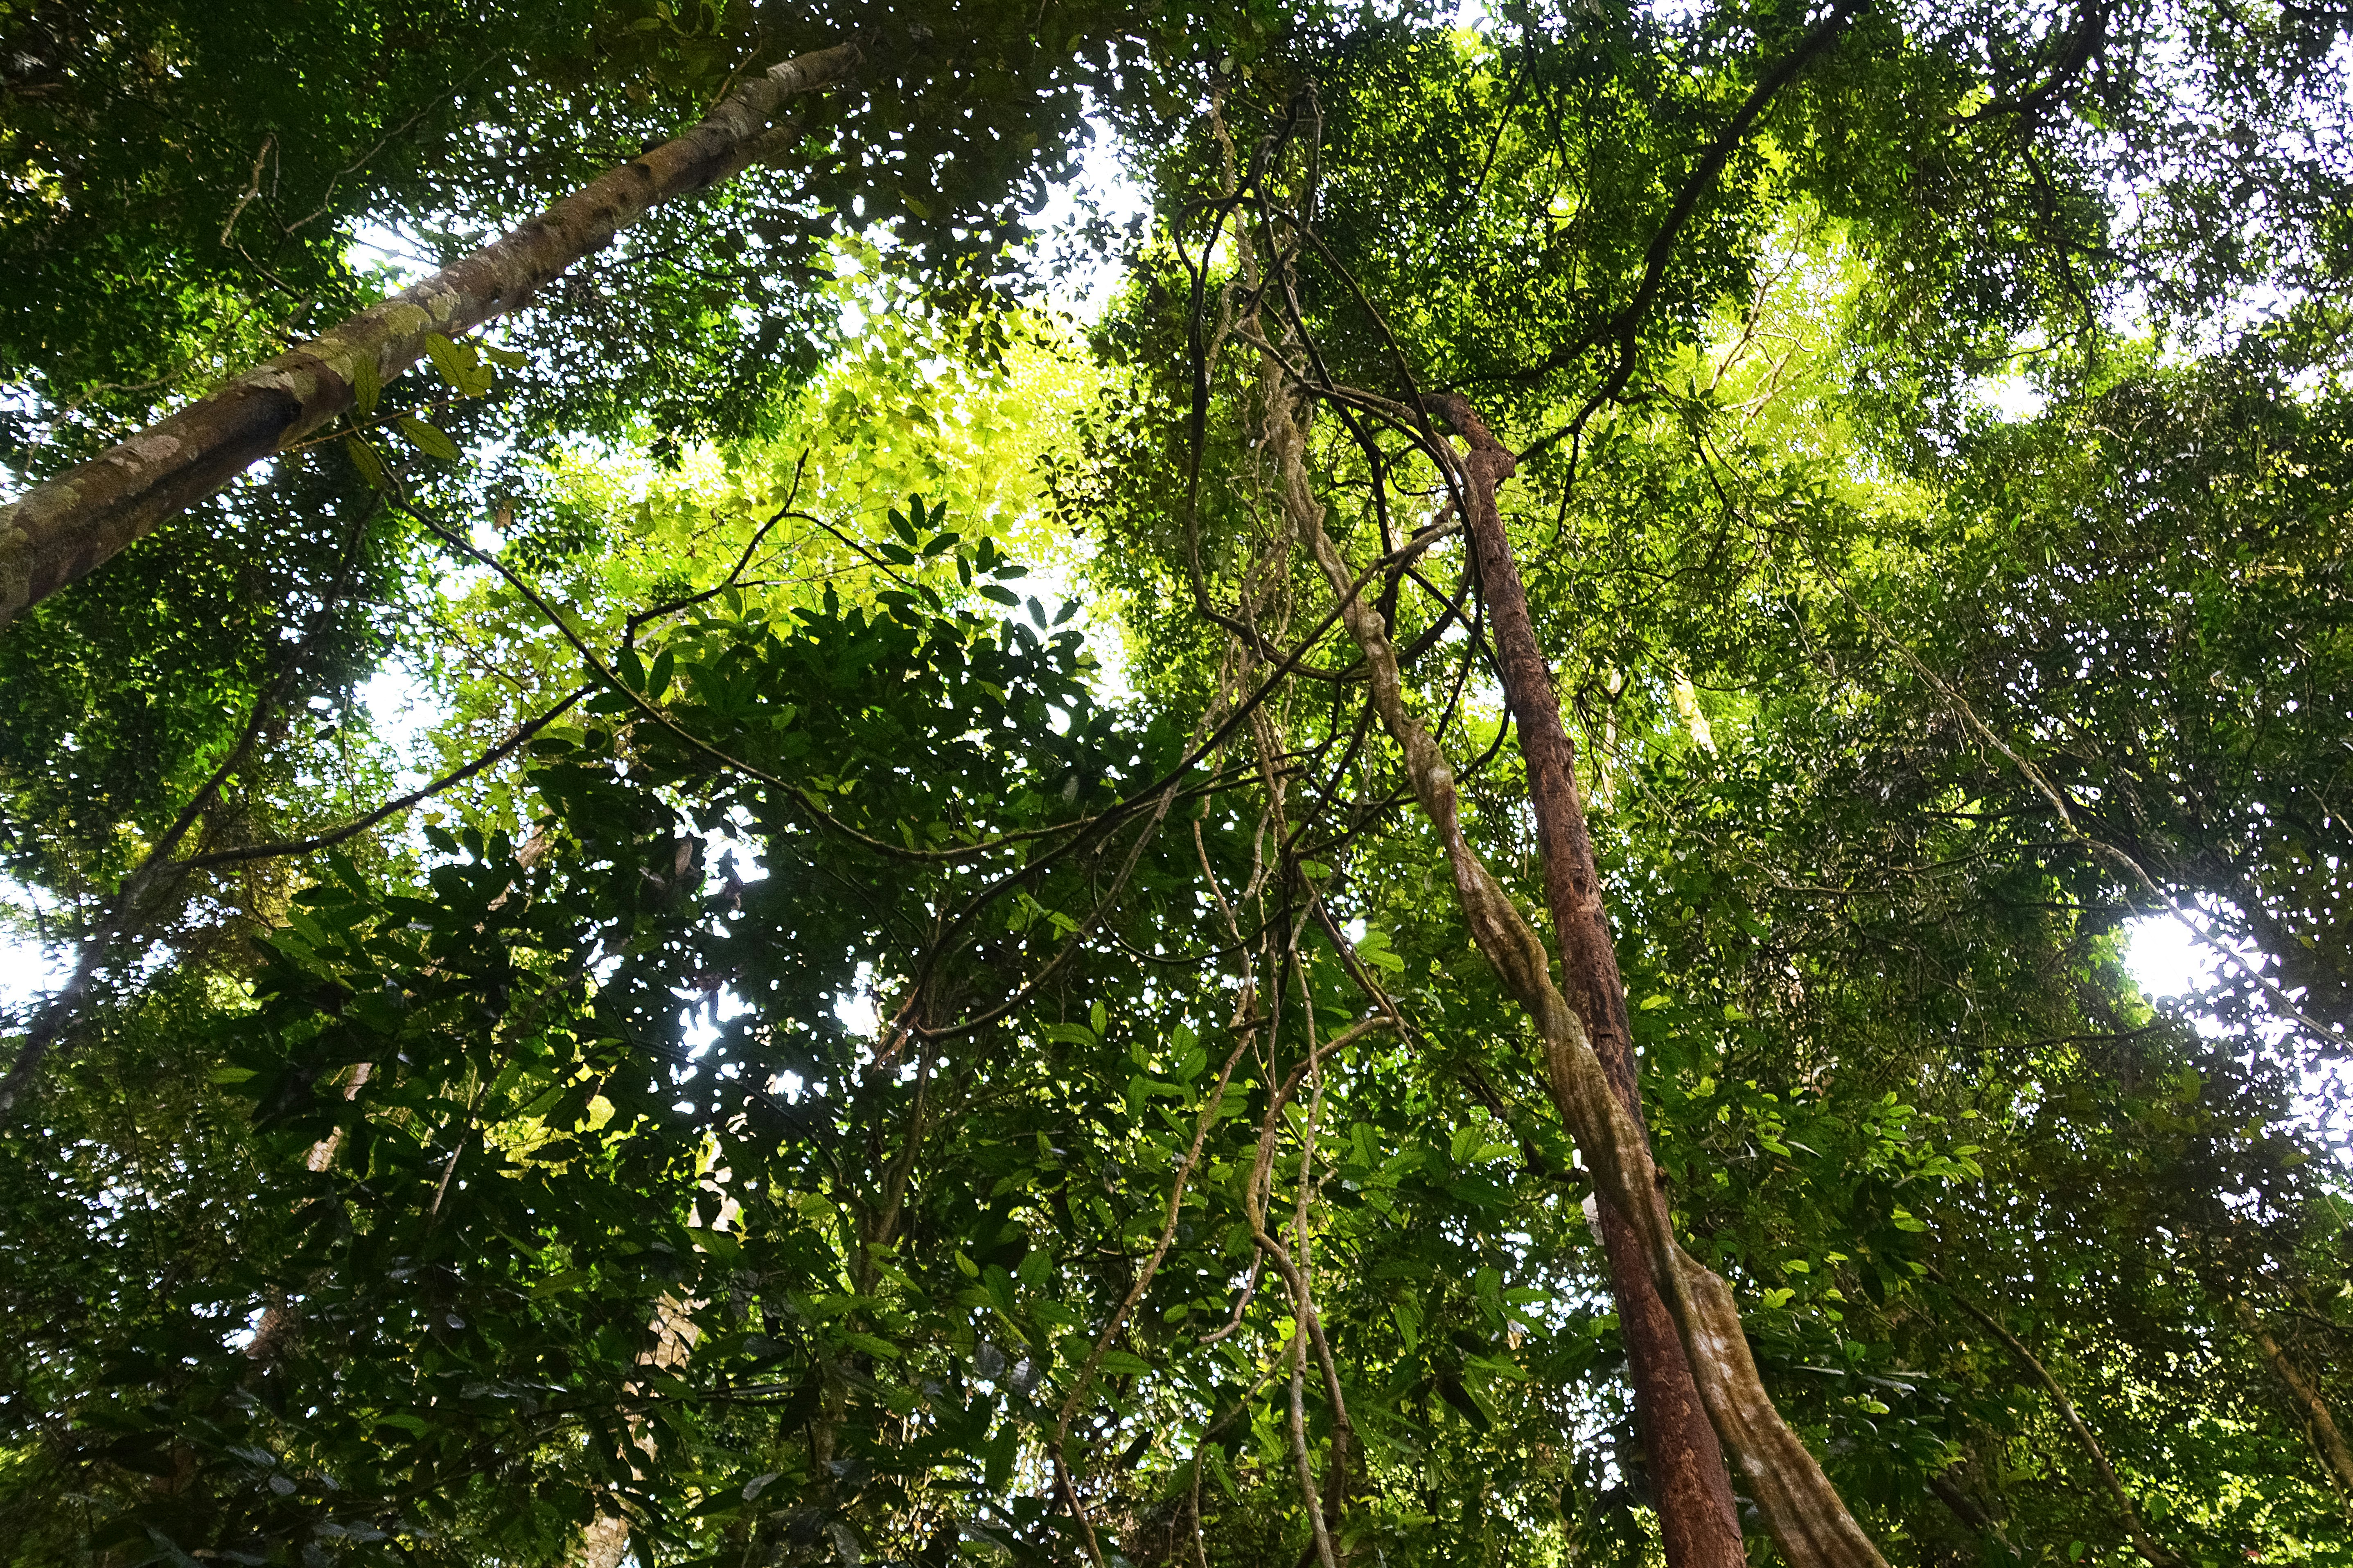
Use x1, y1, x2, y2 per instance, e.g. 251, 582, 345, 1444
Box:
344, 434, 386, 489
423, 331, 496, 398
350, 352, 382, 415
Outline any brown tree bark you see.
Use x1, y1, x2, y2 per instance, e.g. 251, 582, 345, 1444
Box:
1268, 376, 1885, 1568
1422, 395, 1746, 1568
0, 43, 860, 629
578, 1292, 704, 1568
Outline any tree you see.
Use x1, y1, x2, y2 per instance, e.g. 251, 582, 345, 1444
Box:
7, 2, 2353, 1566
0, 41, 859, 625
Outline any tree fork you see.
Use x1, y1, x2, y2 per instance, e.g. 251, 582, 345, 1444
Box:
0, 42, 862, 629
1420, 389, 1747, 1568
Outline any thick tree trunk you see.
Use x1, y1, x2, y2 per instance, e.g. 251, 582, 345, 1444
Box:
1274, 382, 1886, 1568
0, 43, 861, 629
1421, 395, 1745, 1566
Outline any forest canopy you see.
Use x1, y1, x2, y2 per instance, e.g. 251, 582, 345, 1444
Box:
2, 2, 2351, 1566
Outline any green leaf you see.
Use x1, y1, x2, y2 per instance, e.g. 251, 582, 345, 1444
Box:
1435, 1375, 1492, 1431
616, 647, 647, 692
349, 353, 381, 415
1207, 1447, 1239, 1502
397, 415, 460, 461
344, 435, 386, 489
1392, 1296, 1422, 1355
424, 333, 469, 390
985, 1424, 1017, 1493
424, 332, 494, 396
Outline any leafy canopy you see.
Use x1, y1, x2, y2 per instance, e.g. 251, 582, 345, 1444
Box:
4, 3, 2353, 1567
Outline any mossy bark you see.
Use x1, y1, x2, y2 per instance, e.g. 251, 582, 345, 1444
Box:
0, 43, 860, 628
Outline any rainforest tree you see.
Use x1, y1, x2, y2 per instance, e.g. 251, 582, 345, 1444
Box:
3, 2, 2351, 1566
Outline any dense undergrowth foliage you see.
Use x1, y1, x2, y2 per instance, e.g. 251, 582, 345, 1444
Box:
3, 2, 2351, 1566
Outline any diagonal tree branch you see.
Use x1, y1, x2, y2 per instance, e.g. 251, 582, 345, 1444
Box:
0, 43, 862, 626
1275, 363, 1888, 1568
176, 685, 593, 872
1519, 1, 1866, 455
1426, 388, 1747, 1568
1932, 1267, 2182, 1567
2236, 1298, 2353, 1501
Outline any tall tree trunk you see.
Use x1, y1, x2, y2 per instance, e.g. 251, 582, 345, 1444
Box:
1272, 378, 1887, 1568
0, 43, 860, 629
579, 1293, 704, 1568
1423, 399, 1746, 1567
244, 1064, 374, 1367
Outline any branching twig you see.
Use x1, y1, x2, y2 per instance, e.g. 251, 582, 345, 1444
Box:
1929, 1266, 2182, 1568
0, 500, 383, 1123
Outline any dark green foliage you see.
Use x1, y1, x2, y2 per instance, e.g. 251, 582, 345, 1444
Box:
9, 2, 2353, 1566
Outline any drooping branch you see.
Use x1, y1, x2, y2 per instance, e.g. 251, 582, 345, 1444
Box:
176, 684, 591, 872
0, 44, 862, 627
